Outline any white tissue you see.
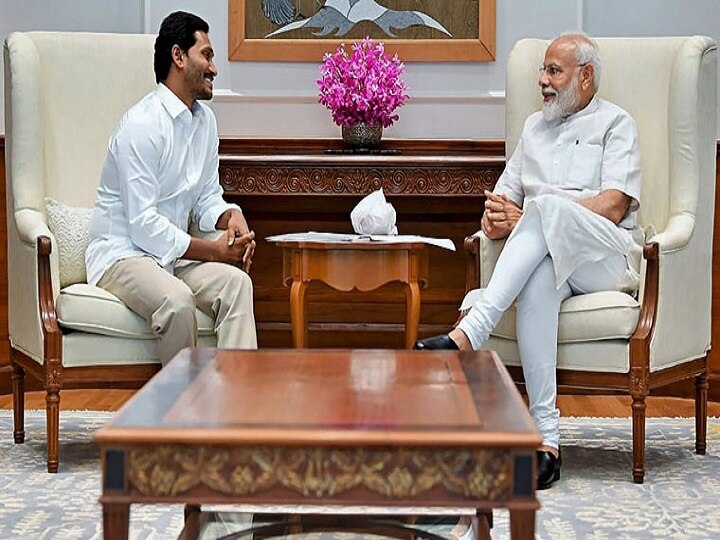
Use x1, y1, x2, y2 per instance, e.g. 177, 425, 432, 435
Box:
350, 189, 398, 235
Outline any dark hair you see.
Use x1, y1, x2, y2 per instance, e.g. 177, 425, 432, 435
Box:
153, 11, 210, 83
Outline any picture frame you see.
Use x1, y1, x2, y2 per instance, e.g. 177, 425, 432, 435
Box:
228, 0, 496, 62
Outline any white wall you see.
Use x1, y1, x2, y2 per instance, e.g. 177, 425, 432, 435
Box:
2, 0, 720, 139
143, 0, 576, 139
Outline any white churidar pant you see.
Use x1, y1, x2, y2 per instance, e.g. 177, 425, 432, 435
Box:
457, 194, 638, 449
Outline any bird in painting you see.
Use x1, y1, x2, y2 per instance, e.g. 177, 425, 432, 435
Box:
262, 0, 297, 25
261, 0, 452, 38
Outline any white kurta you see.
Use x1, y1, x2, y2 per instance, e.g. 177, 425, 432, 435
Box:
495, 96, 644, 290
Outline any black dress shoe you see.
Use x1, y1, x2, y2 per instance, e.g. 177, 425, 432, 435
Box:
413, 334, 459, 350
536, 449, 561, 490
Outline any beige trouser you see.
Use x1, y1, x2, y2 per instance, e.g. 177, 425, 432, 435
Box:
98, 256, 257, 366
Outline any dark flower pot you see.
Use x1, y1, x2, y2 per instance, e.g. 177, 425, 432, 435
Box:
341, 122, 383, 149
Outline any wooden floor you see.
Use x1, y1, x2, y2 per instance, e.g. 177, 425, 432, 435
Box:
1, 389, 719, 417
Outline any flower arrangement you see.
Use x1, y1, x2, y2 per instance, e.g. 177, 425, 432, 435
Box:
317, 37, 409, 129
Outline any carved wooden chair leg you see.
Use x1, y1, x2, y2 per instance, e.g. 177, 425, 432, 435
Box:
695, 370, 708, 455
45, 384, 61, 473
631, 393, 647, 484
11, 360, 25, 444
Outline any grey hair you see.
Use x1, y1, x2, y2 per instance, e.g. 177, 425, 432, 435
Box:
557, 31, 601, 92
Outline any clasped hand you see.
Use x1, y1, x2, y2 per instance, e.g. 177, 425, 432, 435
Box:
221, 211, 256, 272
215, 229, 255, 272
481, 190, 523, 240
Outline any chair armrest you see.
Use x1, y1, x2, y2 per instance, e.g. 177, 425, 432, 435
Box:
629, 242, 659, 371
463, 230, 507, 292
463, 232, 481, 294
632, 231, 711, 375
15, 208, 52, 246
7, 208, 62, 363
646, 225, 712, 371
647, 215, 694, 252
13, 207, 60, 302
37, 236, 62, 348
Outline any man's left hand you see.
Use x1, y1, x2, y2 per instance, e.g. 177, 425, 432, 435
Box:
222, 209, 256, 272
577, 189, 631, 225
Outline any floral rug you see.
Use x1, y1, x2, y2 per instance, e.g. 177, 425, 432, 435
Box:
0, 411, 719, 539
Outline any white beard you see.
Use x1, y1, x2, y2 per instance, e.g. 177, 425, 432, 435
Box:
542, 76, 581, 122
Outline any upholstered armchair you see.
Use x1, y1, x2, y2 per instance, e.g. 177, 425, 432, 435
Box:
464, 37, 717, 483
4, 32, 219, 472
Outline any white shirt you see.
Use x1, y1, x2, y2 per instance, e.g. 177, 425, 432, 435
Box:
86, 84, 239, 285
495, 96, 642, 230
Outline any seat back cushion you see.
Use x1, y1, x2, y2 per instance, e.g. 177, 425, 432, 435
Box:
44, 198, 93, 287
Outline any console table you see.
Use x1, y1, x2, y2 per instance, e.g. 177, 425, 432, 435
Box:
218, 138, 505, 349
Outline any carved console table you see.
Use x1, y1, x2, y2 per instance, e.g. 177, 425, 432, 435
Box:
218, 138, 505, 349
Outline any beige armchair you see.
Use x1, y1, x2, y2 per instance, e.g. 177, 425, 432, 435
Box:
4, 32, 218, 472
464, 36, 717, 483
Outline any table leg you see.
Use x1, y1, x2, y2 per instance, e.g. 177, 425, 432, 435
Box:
179, 504, 202, 539
290, 280, 309, 348
102, 502, 129, 540
404, 281, 421, 349
509, 509, 535, 540
472, 510, 492, 539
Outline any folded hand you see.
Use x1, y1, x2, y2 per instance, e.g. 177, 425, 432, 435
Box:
481, 190, 523, 239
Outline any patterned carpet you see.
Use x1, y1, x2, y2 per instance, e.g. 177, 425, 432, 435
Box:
1, 411, 719, 539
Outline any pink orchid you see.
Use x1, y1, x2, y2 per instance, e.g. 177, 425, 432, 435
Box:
317, 37, 409, 128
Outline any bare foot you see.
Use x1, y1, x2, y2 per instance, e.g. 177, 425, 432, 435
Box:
448, 328, 473, 351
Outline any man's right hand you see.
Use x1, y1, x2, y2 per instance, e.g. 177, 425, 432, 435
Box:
214, 230, 255, 269
183, 230, 256, 272
481, 190, 523, 240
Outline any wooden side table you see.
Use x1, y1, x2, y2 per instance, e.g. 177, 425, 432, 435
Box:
276, 240, 429, 349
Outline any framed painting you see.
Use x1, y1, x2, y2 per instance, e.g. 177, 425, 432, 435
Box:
228, 0, 496, 62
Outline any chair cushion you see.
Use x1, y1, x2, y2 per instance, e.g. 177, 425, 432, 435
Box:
487, 336, 632, 373
56, 283, 216, 339
462, 289, 640, 343
44, 198, 93, 287
61, 332, 217, 368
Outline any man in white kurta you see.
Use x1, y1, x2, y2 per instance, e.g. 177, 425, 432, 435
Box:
414, 33, 643, 490
86, 12, 257, 365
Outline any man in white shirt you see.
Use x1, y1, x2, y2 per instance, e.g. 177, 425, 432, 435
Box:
86, 11, 257, 365
415, 33, 643, 490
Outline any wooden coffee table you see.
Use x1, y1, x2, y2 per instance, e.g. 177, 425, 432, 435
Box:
95, 348, 541, 539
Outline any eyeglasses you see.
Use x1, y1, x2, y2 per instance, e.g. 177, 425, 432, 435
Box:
538, 62, 588, 79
